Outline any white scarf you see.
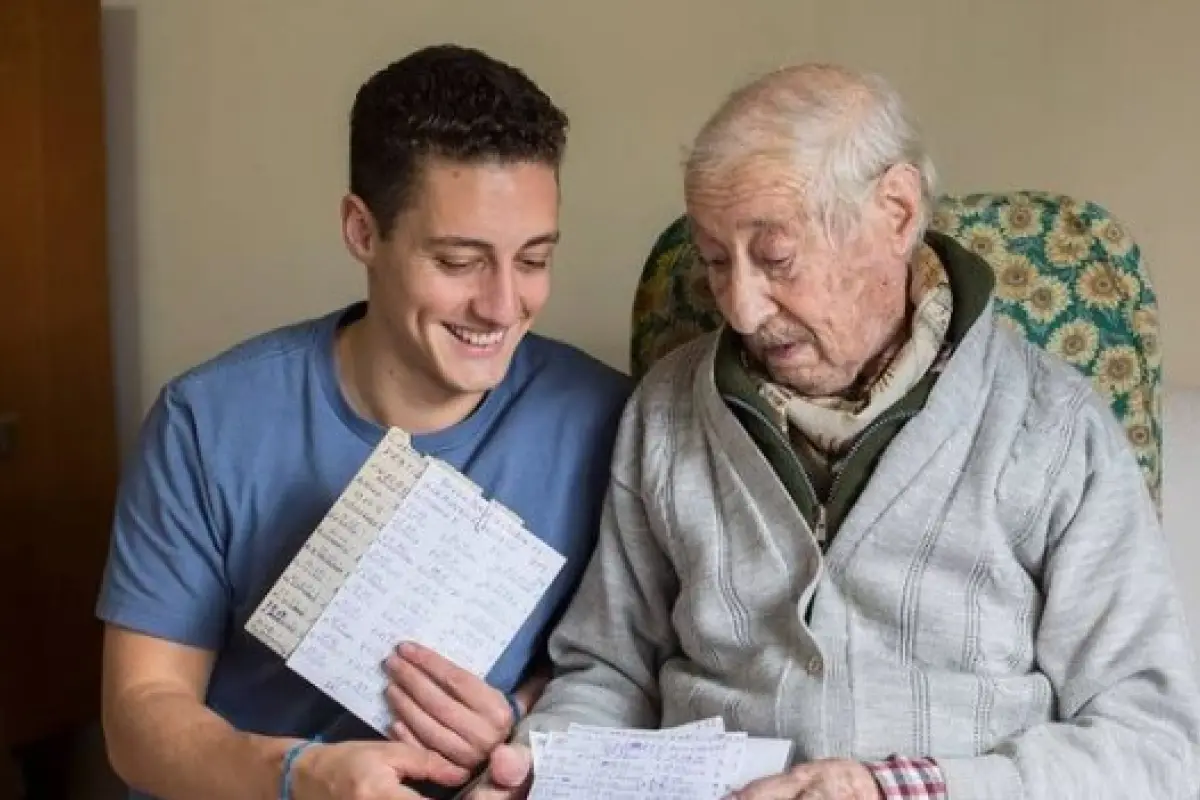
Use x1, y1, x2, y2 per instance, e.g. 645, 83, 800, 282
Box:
751, 243, 953, 458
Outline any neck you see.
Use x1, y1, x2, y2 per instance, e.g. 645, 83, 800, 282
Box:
335, 312, 485, 435
842, 302, 912, 401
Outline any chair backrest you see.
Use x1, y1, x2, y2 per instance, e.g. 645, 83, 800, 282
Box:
629, 191, 1163, 510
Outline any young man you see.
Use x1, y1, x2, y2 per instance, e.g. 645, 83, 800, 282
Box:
96, 45, 631, 800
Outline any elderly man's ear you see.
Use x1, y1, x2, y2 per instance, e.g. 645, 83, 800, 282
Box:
875, 162, 924, 258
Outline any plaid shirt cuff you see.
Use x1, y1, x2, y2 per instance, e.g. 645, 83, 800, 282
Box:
865, 754, 947, 799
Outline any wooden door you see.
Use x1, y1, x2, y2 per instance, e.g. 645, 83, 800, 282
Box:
0, 0, 118, 747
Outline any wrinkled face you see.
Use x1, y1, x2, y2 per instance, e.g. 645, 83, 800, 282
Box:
685, 159, 920, 397
344, 158, 558, 401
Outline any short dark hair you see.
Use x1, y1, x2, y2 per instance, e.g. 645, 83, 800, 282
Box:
349, 44, 569, 238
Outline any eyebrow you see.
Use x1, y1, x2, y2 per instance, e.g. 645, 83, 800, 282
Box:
689, 218, 790, 250
736, 218, 791, 234
425, 232, 560, 250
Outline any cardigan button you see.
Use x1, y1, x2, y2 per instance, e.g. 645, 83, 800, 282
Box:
806, 655, 823, 677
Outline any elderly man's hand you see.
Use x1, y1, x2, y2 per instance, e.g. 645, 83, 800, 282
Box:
724, 759, 882, 800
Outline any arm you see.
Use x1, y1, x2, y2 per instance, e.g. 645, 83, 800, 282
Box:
730, 389, 1200, 800
927, 392, 1200, 799
517, 403, 682, 738
461, 473, 683, 800
102, 627, 294, 799
104, 627, 463, 800
98, 387, 281, 798
98, 388, 465, 799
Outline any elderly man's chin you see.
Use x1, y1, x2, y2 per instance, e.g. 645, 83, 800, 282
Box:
755, 344, 846, 397
773, 367, 854, 397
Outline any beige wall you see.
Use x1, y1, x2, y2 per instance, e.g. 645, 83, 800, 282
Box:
101, 0, 1200, 451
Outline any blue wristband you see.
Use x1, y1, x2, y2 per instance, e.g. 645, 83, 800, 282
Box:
504, 692, 523, 727
280, 738, 323, 800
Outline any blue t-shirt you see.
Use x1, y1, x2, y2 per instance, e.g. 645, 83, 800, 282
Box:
96, 302, 631, 749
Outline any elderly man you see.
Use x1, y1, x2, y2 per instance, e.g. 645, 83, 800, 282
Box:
468, 63, 1200, 800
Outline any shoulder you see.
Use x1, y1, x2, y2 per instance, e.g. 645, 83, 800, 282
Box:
511, 333, 634, 416
625, 332, 715, 423
607, 332, 717, 483
162, 308, 339, 414
130, 307, 348, 476
988, 319, 1108, 439
987, 318, 1147, 529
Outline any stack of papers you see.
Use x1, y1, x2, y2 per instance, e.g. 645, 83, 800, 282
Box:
528, 718, 793, 799
244, 428, 565, 734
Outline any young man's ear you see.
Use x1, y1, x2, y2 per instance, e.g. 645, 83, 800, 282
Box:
341, 193, 380, 265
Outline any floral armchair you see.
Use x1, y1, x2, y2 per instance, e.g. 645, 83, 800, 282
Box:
629, 191, 1163, 511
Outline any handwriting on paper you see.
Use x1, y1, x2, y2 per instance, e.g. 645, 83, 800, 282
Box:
280, 456, 565, 734
245, 428, 564, 735
528, 718, 792, 800
245, 428, 424, 658
529, 730, 726, 800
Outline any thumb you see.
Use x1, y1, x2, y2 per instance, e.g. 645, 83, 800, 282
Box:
488, 744, 532, 788
381, 741, 469, 787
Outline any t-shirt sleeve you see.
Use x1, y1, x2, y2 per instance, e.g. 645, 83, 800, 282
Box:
95, 384, 230, 650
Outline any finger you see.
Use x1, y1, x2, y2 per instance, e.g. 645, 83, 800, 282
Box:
488, 744, 533, 789
381, 742, 470, 788
387, 655, 493, 752
725, 768, 814, 800
391, 788, 428, 800
465, 748, 533, 800
385, 778, 450, 800
398, 643, 511, 730
386, 683, 480, 768
469, 781, 530, 800
468, 777, 530, 800
388, 718, 415, 744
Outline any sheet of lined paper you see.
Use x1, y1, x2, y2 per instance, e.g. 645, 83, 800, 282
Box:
246, 429, 563, 734
244, 427, 424, 658
528, 719, 793, 800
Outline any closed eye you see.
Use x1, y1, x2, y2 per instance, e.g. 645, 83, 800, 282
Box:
435, 256, 481, 273
697, 253, 730, 270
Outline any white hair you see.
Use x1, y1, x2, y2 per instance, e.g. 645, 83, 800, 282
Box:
685, 64, 936, 252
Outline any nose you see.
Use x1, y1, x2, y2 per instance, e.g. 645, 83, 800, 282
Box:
472, 262, 522, 327
719, 262, 775, 335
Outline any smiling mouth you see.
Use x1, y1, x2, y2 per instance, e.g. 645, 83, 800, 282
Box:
445, 323, 506, 349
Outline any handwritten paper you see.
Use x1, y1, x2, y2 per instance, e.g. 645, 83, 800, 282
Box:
244, 428, 424, 657
527, 718, 793, 800
244, 428, 565, 735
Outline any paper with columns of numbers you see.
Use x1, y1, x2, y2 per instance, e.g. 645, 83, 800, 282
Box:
527, 718, 794, 799
243, 427, 566, 734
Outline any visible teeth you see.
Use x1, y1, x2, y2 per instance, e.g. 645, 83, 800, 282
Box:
447, 325, 505, 347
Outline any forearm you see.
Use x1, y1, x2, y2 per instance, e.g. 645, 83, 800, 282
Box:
935, 714, 1200, 800
929, 396, 1200, 799
514, 659, 660, 743
105, 685, 298, 800
515, 473, 679, 741
881, 666, 1200, 800
511, 583, 668, 741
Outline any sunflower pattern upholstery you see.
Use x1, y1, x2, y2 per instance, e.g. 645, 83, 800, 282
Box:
628, 191, 1163, 511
